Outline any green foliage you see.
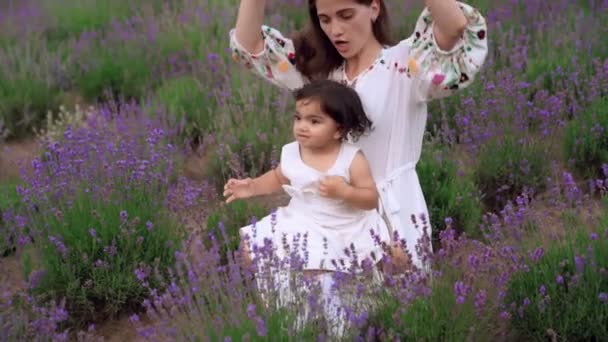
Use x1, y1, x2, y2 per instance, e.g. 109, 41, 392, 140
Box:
204, 82, 292, 190
0, 181, 23, 257
365, 270, 498, 341
0, 78, 60, 139
150, 76, 214, 139
0, 41, 62, 139
206, 200, 268, 264
0, 181, 21, 213
23, 188, 184, 326
417, 145, 483, 241
148, 255, 319, 341
505, 200, 608, 340
564, 96, 608, 180
42, 0, 140, 47
70, 42, 155, 101
474, 136, 549, 211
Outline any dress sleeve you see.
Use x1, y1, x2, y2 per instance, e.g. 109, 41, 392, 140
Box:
404, 2, 488, 102
229, 25, 306, 91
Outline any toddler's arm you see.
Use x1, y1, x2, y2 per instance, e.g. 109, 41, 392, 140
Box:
343, 152, 380, 210
223, 165, 289, 203
319, 152, 379, 210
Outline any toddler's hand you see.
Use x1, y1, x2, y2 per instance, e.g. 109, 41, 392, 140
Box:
223, 178, 255, 203
319, 176, 350, 199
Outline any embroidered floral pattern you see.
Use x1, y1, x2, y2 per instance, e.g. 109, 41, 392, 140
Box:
406, 1, 488, 100
337, 49, 386, 88
229, 25, 304, 90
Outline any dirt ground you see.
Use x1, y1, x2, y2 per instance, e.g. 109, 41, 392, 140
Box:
0, 139, 40, 182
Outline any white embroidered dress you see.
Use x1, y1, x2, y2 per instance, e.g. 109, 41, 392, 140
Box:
230, 3, 488, 267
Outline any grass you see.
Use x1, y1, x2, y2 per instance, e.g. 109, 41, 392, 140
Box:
417, 144, 483, 241
474, 135, 550, 211
564, 96, 608, 180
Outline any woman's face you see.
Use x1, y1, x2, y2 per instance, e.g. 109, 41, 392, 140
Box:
314, 0, 380, 60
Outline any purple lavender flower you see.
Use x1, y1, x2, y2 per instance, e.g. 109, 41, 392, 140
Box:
15, 215, 27, 228
599, 293, 608, 304
574, 255, 585, 273
120, 210, 128, 222
474, 289, 487, 312
454, 281, 470, 304
103, 244, 117, 257
52, 305, 69, 322
444, 217, 453, 227
129, 314, 140, 324
134, 267, 148, 282
17, 234, 32, 247
94, 259, 109, 269
530, 247, 544, 262
53, 331, 69, 342
28, 269, 46, 289
175, 250, 186, 262
48, 235, 68, 258
137, 326, 157, 339
255, 317, 267, 336
468, 254, 480, 269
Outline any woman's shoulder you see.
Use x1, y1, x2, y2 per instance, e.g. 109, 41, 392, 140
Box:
381, 39, 414, 61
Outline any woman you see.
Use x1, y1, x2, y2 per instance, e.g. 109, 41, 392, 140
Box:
228, 0, 488, 269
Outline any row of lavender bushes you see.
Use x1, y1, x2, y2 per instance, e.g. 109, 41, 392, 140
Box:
3, 168, 607, 340
0, 0, 607, 340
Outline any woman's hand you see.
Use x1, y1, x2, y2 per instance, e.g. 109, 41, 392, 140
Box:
223, 178, 256, 203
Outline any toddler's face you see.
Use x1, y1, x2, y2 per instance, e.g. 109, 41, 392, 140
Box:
293, 98, 342, 149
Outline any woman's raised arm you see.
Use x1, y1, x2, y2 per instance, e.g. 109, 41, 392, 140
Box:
425, 0, 468, 51
234, 0, 266, 54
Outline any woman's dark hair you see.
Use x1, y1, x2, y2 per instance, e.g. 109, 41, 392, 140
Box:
292, 0, 393, 81
293, 79, 373, 142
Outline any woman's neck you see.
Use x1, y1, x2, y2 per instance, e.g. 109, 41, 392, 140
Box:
344, 39, 383, 79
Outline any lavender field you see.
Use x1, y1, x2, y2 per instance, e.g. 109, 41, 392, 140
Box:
1, 0, 607, 340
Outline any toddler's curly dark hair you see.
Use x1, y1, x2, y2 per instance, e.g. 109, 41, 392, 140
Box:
293, 79, 373, 142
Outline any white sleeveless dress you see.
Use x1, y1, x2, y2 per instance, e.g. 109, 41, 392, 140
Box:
239, 141, 391, 272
